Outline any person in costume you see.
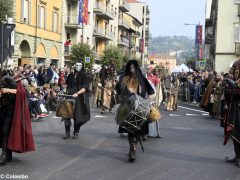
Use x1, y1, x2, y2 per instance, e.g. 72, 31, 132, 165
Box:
147, 69, 163, 138
62, 62, 91, 139
223, 59, 240, 167
0, 74, 35, 166
116, 60, 154, 162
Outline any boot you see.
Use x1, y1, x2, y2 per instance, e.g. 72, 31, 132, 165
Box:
225, 156, 237, 163
128, 143, 136, 162
6, 150, 12, 162
63, 126, 70, 139
0, 150, 7, 166
72, 133, 78, 139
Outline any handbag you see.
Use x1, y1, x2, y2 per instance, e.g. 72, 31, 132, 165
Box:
56, 100, 74, 118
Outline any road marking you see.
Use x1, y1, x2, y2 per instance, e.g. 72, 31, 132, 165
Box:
52, 116, 60, 118
171, 127, 194, 130
169, 114, 181, 117
202, 113, 209, 116
186, 114, 199, 116
95, 115, 108, 118
178, 105, 207, 113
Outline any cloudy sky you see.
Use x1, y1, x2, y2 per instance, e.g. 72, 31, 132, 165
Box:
140, 0, 206, 38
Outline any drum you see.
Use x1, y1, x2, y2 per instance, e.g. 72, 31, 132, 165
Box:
115, 94, 151, 133
56, 99, 74, 118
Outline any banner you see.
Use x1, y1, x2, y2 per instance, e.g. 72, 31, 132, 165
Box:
195, 25, 202, 59
83, 0, 89, 25
139, 39, 144, 53
78, 0, 89, 25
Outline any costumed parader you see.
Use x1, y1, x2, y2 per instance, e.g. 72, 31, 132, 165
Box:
116, 60, 155, 162
147, 69, 163, 138
223, 59, 240, 167
0, 72, 35, 166
61, 61, 91, 139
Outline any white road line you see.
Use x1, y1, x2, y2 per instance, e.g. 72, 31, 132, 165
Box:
95, 115, 108, 118
186, 114, 199, 116
202, 113, 209, 116
178, 105, 207, 113
169, 114, 181, 117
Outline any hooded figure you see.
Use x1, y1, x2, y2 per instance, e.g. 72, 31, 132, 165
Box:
224, 59, 240, 167
116, 60, 154, 162
62, 61, 91, 139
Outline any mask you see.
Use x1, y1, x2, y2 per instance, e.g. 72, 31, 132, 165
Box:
75, 63, 82, 72
130, 65, 135, 73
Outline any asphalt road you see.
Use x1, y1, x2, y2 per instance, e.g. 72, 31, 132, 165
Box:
1, 103, 240, 180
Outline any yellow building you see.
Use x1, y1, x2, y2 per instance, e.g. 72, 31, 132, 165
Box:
13, 0, 63, 67
93, 0, 118, 61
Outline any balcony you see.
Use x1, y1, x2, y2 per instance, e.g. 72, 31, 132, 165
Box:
119, 1, 130, 12
118, 19, 130, 30
65, 15, 82, 29
132, 46, 139, 52
133, 31, 141, 37
93, 26, 114, 40
129, 41, 135, 48
94, 2, 116, 20
118, 37, 129, 46
235, 43, 240, 55
64, 45, 71, 56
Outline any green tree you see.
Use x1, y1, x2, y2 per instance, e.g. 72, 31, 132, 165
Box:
0, 0, 13, 22
70, 43, 93, 69
102, 45, 123, 71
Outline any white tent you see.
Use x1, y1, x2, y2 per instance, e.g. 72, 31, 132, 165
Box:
172, 64, 193, 73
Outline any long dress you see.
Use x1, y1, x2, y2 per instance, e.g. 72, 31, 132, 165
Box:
148, 81, 162, 137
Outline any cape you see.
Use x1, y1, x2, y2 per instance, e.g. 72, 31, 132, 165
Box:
7, 81, 35, 153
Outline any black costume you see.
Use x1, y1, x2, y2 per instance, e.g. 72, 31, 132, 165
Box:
63, 65, 91, 139
224, 59, 240, 167
116, 60, 154, 162
0, 76, 17, 165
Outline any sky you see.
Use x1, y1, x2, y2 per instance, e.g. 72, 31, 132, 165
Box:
140, 0, 206, 38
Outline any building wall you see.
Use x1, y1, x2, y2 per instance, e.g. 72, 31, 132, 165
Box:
14, 0, 63, 67
214, 0, 238, 72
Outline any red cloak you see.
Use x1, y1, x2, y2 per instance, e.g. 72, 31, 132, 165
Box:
7, 82, 35, 153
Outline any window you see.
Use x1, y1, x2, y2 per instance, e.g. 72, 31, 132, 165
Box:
87, 37, 90, 45
38, 5, 46, 29
21, 0, 31, 24
52, 11, 59, 32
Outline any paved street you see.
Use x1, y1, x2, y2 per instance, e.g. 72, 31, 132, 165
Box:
1, 103, 240, 180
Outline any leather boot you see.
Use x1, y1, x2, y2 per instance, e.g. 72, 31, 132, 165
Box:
128, 143, 136, 162
6, 150, 12, 162
225, 156, 237, 163
63, 126, 70, 139
0, 150, 7, 166
72, 133, 78, 139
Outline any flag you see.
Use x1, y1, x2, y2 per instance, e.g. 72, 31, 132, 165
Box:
78, 0, 89, 25
78, 0, 84, 24
83, 0, 89, 25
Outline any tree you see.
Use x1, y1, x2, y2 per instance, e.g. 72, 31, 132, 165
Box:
70, 43, 93, 69
102, 45, 124, 71
0, 0, 13, 22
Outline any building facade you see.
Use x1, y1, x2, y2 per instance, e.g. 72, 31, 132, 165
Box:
9, 0, 150, 67
14, 0, 63, 67
205, 0, 240, 72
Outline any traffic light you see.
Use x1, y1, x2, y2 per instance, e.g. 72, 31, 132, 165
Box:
0, 23, 16, 64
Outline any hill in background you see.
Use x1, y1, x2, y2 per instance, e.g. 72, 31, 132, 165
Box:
148, 36, 195, 64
